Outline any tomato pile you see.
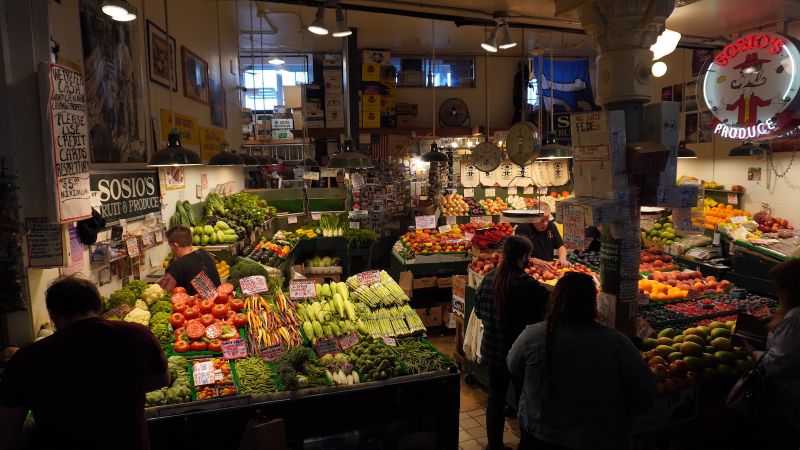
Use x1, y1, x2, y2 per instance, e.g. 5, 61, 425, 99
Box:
169, 285, 247, 354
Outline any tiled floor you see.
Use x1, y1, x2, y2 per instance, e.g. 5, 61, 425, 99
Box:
428, 333, 521, 450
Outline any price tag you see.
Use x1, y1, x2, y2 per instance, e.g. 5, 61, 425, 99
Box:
635, 317, 656, 339
288, 215, 298, 224
311, 212, 322, 220
315, 337, 341, 356
470, 216, 483, 223
289, 280, 316, 300
415, 215, 436, 229
446, 215, 457, 225
481, 215, 492, 222
438, 225, 452, 232
465, 232, 474, 242
463, 188, 474, 197
191, 271, 218, 301
350, 173, 366, 191
727, 193, 738, 204
154, 231, 163, 243
303, 171, 320, 180
357, 270, 380, 285
239, 275, 269, 296
142, 232, 154, 248
126, 238, 140, 258
524, 186, 534, 195
260, 344, 285, 362
221, 338, 248, 360
193, 361, 215, 386
485, 188, 496, 198
508, 186, 518, 195
731, 216, 748, 224
537, 186, 549, 195
713, 232, 721, 245
338, 333, 360, 350
382, 336, 397, 347
349, 221, 360, 229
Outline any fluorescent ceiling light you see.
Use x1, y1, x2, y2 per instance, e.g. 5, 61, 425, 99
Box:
308, 4, 328, 35
650, 29, 681, 60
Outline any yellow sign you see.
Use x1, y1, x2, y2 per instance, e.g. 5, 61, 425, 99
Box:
160, 109, 198, 145
199, 127, 225, 161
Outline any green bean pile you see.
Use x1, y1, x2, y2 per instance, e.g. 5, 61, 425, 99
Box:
393, 340, 455, 374
235, 357, 279, 394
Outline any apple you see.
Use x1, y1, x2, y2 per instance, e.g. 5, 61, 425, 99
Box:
651, 364, 668, 381
669, 359, 688, 378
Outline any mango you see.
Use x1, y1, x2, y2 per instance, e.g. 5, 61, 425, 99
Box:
711, 337, 732, 351
658, 328, 678, 339
725, 320, 736, 329
642, 338, 658, 350
702, 352, 720, 367
703, 367, 719, 380
683, 327, 707, 341
735, 359, 752, 372
683, 334, 705, 346
668, 352, 684, 362
715, 351, 736, 366
684, 356, 704, 372
717, 364, 734, 378
672, 335, 685, 344
656, 336, 674, 346
679, 341, 704, 356
699, 326, 711, 335
707, 321, 725, 329
710, 328, 731, 339
655, 345, 677, 358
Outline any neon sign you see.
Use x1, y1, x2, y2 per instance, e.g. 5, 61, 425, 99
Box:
703, 32, 800, 141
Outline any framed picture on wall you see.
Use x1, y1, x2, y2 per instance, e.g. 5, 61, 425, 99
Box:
209, 78, 226, 127
146, 20, 177, 91
673, 83, 684, 112
181, 46, 209, 104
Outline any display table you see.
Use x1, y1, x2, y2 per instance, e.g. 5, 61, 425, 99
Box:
388, 251, 471, 279
726, 241, 785, 296
147, 370, 460, 450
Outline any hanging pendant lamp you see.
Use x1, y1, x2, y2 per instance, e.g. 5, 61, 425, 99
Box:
538, 35, 572, 160
328, 140, 373, 169
421, 142, 449, 162
677, 141, 698, 159
209, 141, 244, 166
729, 141, 768, 157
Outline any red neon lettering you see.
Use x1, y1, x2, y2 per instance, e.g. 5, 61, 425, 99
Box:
769, 38, 785, 54
735, 37, 748, 53
714, 33, 785, 66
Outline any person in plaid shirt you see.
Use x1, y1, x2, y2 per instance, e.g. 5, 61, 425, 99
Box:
475, 236, 550, 450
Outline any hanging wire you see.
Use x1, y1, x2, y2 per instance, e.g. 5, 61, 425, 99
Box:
549, 32, 555, 133
484, 33, 489, 141
164, 0, 175, 129
431, 18, 436, 140
249, 1, 257, 142
766, 147, 797, 190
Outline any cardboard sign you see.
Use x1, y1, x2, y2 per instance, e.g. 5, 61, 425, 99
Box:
338, 333, 360, 350
508, 186, 518, 195
727, 193, 738, 204
221, 338, 248, 360
524, 186, 534, 195
260, 344, 285, 362
126, 237, 140, 258
485, 188, 496, 198
289, 280, 316, 300
350, 173, 366, 191
463, 188, 474, 197
446, 215, 457, 225
154, 230, 163, 243
382, 336, 397, 347
357, 270, 380, 285
349, 221, 360, 229
193, 360, 216, 386
239, 275, 269, 296
636, 317, 656, 339
415, 215, 436, 229
191, 271, 218, 301
562, 204, 586, 251
142, 232, 154, 248
287, 215, 298, 224
438, 225, 452, 232
311, 212, 322, 220
730, 216, 748, 224
465, 232, 474, 242
315, 337, 341, 356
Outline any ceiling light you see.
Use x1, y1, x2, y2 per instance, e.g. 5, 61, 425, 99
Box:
498, 22, 516, 50
113, 12, 137, 21
537, 133, 573, 160
148, 132, 203, 167
101, 0, 131, 17
332, 5, 352, 37
650, 29, 681, 60
421, 143, 450, 162
208, 142, 244, 166
677, 141, 698, 159
652, 61, 667, 77
308, 4, 328, 35
729, 141, 768, 157
481, 26, 499, 53
328, 141, 373, 169
268, 57, 285, 65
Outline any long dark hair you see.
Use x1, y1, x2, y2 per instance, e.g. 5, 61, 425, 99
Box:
491, 235, 533, 314
769, 258, 800, 330
542, 272, 597, 401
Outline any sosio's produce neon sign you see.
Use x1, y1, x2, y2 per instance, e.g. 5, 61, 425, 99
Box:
702, 32, 800, 141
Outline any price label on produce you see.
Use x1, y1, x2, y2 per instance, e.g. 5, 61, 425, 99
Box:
289, 280, 316, 300
524, 186, 534, 195
415, 215, 436, 229
311, 212, 322, 220
727, 193, 738, 204
713, 232, 721, 245
338, 333, 360, 350
508, 186, 518, 195
222, 338, 248, 360
469, 216, 483, 223
357, 270, 380, 286
485, 188, 496, 198
239, 275, 269, 296
315, 337, 341, 357
349, 221, 360, 229
465, 232, 474, 242
154, 230, 163, 243
382, 337, 397, 347
446, 216, 457, 225
481, 215, 492, 222
126, 237, 140, 258
191, 271, 218, 301
538, 186, 549, 195
635, 317, 655, 340
463, 188, 474, 197
142, 232, 154, 248
731, 216, 748, 224
193, 361, 215, 386
260, 344, 285, 362
287, 215, 298, 224
438, 225, 452, 232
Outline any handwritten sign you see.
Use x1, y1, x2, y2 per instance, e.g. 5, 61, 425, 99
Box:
465, 232, 474, 242
126, 237, 140, 258
38, 63, 91, 223
636, 317, 655, 339
562, 204, 586, 251
191, 271, 218, 301
154, 230, 163, 243
727, 193, 738, 204
485, 188, 496, 198
349, 221, 360, 229
463, 188, 474, 197
350, 173, 366, 191
221, 338, 248, 360
357, 270, 380, 286
239, 275, 269, 296
470, 217, 483, 223
438, 225, 452, 232
481, 215, 492, 222
260, 344, 285, 362
26, 217, 65, 268
415, 215, 436, 229
142, 232, 154, 248
289, 280, 316, 300
193, 360, 215, 386
160, 109, 199, 145
446, 215, 457, 225
287, 215, 298, 224
311, 212, 322, 220
315, 337, 341, 356
731, 216, 748, 224
199, 126, 225, 161
338, 333, 360, 350
382, 336, 397, 347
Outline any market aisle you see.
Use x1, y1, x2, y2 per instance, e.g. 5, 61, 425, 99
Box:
427, 334, 521, 450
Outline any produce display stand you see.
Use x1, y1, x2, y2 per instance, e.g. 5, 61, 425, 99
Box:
673, 255, 730, 279
725, 240, 785, 296
246, 187, 306, 214
388, 251, 471, 279
146, 370, 460, 450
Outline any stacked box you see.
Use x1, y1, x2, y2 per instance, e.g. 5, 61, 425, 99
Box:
323, 58, 344, 128
360, 49, 397, 129
380, 66, 397, 127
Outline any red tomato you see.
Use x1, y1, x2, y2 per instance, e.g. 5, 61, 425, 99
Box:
233, 313, 248, 328
173, 326, 185, 338
172, 300, 188, 314
173, 340, 190, 353
205, 323, 222, 339
183, 307, 200, 320
172, 287, 187, 295
217, 283, 234, 295
199, 300, 214, 314
214, 293, 229, 305
212, 304, 229, 319
226, 309, 236, 320
189, 341, 207, 352
185, 296, 196, 308
208, 340, 222, 352
169, 313, 186, 329
185, 320, 206, 340
229, 298, 244, 312
200, 314, 216, 327
171, 292, 190, 305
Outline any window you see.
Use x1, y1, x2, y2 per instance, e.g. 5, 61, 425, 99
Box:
389, 56, 476, 88
241, 55, 312, 112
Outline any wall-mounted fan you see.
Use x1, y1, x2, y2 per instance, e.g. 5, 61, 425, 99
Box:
439, 98, 471, 127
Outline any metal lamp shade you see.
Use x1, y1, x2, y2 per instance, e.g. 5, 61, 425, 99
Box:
328, 151, 373, 169
677, 142, 698, 159
729, 142, 767, 157
537, 133, 572, 160
148, 132, 202, 167
208, 150, 244, 166
421, 144, 449, 162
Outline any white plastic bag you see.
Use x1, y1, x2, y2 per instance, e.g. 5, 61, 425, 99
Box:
463, 309, 484, 363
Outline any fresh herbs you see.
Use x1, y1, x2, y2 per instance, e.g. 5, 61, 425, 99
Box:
344, 228, 378, 248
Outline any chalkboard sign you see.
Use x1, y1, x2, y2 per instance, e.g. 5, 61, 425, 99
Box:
90, 171, 161, 225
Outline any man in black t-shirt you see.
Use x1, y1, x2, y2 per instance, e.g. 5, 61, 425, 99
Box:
514, 201, 571, 269
0, 276, 168, 450
159, 226, 221, 295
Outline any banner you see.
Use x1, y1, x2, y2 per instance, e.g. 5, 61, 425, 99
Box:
90, 171, 161, 225
533, 57, 596, 113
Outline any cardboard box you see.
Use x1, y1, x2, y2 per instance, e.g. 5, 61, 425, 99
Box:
452, 294, 465, 318
380, 114, 396, 128
292, 111, 303, 130
325, 110, 345, 128
626, 141, 670, 176
362, 63, 381, 81
362, 49, 391, 65
361, 94, 381, 112
442, 304, 456, 328
396, 103, 418, 116
452, 275, 466, 299
361, 82, 385, 95
323, 54, 343, 68
415, 306, 442, 328
397, 114, 415, 128
381, 96, 397, 112
642, 101, 680, 188
413, 276, 437, 289
325, 94, 344, 111
283, 86, 302, 109
362, 111, 380, 128
290, 264, 340, 284
437, 276, 453, 288
306, 118, 325, 129
570, 111, 627, 200
324, 74, 343, 93
270, 117, 294, 130
399, 271, 413, 298
272, 129, 294, 139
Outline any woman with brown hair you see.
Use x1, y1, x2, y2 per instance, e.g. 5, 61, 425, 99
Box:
474, 235, 550, 450
507, 272, 655, 450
